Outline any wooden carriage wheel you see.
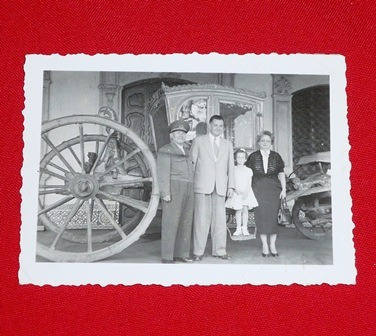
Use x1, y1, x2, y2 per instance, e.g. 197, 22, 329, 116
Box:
37, 115, 159, 262
292, 195, 332, 241
39, 134, 150, 243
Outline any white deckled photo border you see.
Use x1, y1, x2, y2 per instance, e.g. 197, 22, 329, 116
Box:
19, 53, 355, 286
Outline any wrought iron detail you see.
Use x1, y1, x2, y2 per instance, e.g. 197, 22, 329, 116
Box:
47, 203, 119, 229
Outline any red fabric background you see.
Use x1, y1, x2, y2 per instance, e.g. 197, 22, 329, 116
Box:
1, 1, 375, 335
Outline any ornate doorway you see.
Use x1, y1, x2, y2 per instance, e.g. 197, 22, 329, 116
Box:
292, 85, 330, 175
292, 85, 330, 158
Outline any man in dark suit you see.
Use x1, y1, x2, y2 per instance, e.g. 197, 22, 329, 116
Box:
156, 120, 194, 264
190, 115, 235, 261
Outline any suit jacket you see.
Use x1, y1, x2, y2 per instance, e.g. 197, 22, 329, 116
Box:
156, 141, 194, 198
190, 134, 235, 196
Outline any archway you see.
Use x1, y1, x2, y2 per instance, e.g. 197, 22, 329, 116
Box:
291, 85, 330, 174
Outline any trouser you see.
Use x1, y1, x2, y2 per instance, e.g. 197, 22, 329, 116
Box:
193, 190, 227, 256
161, 180, 194, 261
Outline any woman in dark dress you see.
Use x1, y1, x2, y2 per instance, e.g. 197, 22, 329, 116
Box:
246, 131, 286, 257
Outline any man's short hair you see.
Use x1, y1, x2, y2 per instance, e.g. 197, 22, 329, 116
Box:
209, 115, 224, 123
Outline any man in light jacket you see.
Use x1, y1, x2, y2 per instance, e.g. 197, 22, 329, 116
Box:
190, 115, 235, 261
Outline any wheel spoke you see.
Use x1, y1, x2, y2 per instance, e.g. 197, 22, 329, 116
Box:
38, 195, 75, 215
100, 177, 152, 187
40, 184, 66, 188
39, 188, 69, 195
47, 162, 70, 174
78, 123, 85, 173
49, 199, 84, 251
97, 190, 148, 213
42, 134, 76, 174
94, 197, 127, 240
95, 140, 99, 157
86, 199, 94, 252
97, 148, 141, 180
68, 146, 81, 167
40, 167, 71, 182
90, 131, 114, 174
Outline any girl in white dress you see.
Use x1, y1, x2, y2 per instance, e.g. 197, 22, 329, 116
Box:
225, 149, 258, 236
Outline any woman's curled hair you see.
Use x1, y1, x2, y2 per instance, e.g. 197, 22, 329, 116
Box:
256, 130, 275, 144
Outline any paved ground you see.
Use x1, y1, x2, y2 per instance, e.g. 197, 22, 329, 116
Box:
37, 226, 333, 265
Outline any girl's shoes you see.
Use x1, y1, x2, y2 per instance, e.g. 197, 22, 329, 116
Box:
242, 226, 250, 236
234, 226, 251, 236
233, 228, 242, 236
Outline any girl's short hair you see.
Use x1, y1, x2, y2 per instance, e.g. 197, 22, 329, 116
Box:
257, 130, 275, 144
234, 148, 248, 163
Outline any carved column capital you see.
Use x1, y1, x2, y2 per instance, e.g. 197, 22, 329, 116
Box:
98, 84, 119, 107
99, 83, 118, 95
273, 75, 292, 95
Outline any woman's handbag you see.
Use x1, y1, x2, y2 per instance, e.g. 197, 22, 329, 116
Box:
279, 198, 292, 225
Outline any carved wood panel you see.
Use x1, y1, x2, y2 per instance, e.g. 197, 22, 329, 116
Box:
121, 79, 195, 150
122, 84, 156, 148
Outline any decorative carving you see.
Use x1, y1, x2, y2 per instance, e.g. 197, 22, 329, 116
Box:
161, 82, 267, 99
178, 97, 209, 141
220, 102, 254, 115
149, 89, 159, 101
127, 93, 145, 108
98, 106, 118, 122
98, 84, 119, 107
158, 72, 182, 79
148, 89, 164, 116
274, 76, 292, 94
98, 107, 118, 134
124, 112, 153, 146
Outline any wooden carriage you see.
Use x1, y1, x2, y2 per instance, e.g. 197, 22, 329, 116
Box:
37, 83, 266, 262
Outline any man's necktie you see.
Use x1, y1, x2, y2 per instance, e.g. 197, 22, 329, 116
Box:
213, 138, 219, 158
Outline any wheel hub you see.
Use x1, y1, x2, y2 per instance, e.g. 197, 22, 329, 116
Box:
69, 174, 99, 200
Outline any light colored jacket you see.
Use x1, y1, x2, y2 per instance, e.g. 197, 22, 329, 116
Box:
190, 134, 235, 196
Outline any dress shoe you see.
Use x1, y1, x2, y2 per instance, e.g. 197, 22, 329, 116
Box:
213, 254, 231, 260
162, 259, 174, 264
262, 253, 270, 258
270, 252, 279, 257
193, 255, 203, 261
173, 257, 194, 263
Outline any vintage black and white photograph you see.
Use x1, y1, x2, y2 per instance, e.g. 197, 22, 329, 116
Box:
19, 54, 354, 286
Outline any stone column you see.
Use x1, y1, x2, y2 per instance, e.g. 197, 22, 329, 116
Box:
38, 71, 52, 231
272, 75, 293, 175
98, 72, 121, 137
218, 73, 235, 87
